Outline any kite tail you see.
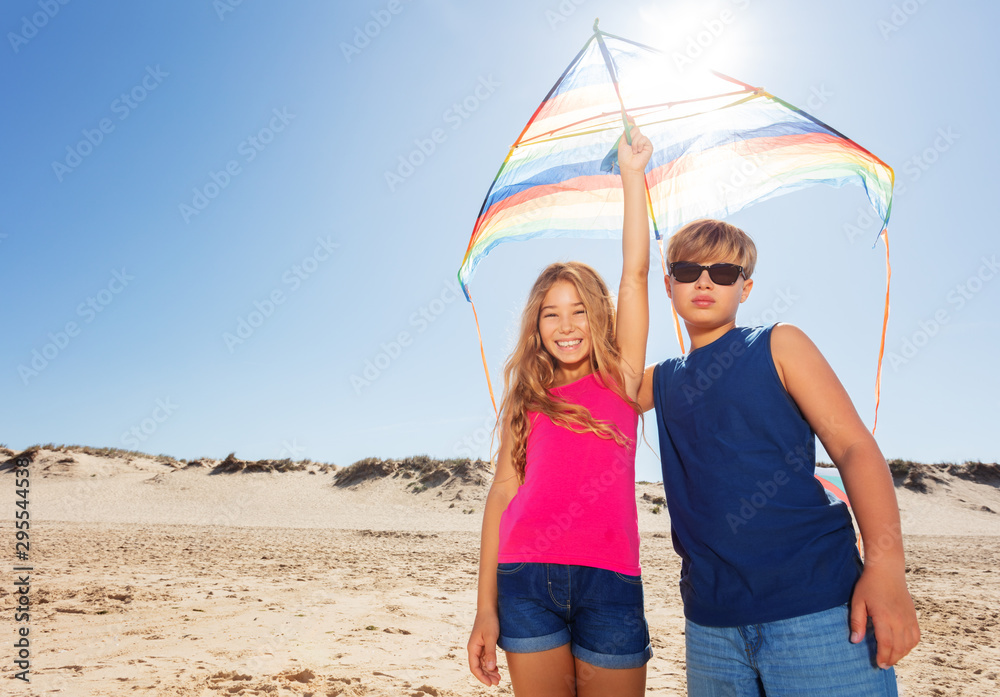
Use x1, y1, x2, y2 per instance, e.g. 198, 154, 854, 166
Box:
670, 298, 686, 354
468, 291, 499, 419
653, 206, 686, 354
872, 227, 891, 434
470, 293, 503, 470
658, 237, 687, 354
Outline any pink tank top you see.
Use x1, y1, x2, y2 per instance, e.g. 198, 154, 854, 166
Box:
497, 372, 641, 575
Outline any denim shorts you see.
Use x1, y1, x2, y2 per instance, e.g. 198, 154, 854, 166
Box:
496, 562, 653, 670
685, 603, 898, 696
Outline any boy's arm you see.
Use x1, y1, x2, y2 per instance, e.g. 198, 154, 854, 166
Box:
615, 124, 653, 401
467, 414, 519, 686
771, 324, 919, 669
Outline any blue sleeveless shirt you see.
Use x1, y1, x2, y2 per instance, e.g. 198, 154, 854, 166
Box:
652, 325, 861, 626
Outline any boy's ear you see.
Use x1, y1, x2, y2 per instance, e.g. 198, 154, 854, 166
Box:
739, 277, 753, 303
664, 275, 672, 299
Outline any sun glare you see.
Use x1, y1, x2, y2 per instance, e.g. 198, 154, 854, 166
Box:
634, 1, 754, 82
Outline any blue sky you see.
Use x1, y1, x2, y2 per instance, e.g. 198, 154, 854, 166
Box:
2, 0, 996, 482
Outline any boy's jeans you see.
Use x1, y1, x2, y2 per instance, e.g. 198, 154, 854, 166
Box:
685, 603, 898, 696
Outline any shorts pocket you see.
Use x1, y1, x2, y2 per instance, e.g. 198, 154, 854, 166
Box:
497, 562, 527, 575
613, 571, 643, 585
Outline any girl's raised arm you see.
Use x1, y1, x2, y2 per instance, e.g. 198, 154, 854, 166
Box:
615, 124, 653, 401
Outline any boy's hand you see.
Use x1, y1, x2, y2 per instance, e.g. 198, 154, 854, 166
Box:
467, 611, 502, 686
849, 564, 920, 669
618, 122, 653, 175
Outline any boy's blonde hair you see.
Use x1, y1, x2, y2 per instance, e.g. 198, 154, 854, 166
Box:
666, 219, 758, 278
497, 261, 639, 483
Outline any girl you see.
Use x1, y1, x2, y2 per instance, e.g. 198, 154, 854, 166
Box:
467, 125, 654, 697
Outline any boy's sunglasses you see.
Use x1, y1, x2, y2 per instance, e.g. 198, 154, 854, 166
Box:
669, 262, 745, 285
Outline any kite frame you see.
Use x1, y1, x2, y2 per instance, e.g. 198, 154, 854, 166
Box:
460, 20, 893, 433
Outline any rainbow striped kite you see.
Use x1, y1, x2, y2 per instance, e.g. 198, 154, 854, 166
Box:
459, 21, 894, 427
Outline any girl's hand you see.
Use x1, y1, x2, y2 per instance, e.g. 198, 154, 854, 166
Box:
618, 122, 653, 175
467, 610, 502, 686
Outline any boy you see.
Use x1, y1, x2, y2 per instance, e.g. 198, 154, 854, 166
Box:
636, 219, 919, 696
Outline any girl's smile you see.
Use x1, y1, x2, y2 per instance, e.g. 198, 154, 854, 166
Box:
538, 280, 592, 382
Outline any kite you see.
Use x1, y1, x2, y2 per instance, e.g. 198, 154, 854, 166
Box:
815, 467, 851, 507
816, 466, 862, 553
459, 20, 894, 429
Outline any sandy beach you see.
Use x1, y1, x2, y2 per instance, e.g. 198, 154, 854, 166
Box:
2, 447, 998, 695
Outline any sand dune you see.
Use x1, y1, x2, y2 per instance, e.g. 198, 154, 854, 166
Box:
1, 446, 998, 695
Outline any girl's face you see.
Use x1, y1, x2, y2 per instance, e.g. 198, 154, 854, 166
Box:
538, 279, 592, 377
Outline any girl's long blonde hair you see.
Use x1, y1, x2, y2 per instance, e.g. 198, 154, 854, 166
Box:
498, 262, 640, 482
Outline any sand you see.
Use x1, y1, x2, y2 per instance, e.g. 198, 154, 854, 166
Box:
1, 448, 998, 695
